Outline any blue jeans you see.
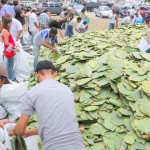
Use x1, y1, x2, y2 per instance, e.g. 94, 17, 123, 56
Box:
7, 57, 15, 81
146, 47, 150, 53
33, 44, 41, 69
109, 23, 115, 30
67, 24, 73, 38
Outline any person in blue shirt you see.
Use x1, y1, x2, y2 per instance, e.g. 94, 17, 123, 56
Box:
32, 27, 57, 68
135, 15, 144, 24
0, 0, 15, 18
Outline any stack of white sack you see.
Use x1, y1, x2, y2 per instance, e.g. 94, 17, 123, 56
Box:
0, 81, 28, 121
0, 123, 38, 150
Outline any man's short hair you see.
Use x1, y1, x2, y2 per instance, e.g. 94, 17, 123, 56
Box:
32, 8, 37, 12
77, 17, 81, 21
1, 0, 7, 4
63, 7, 67, 11
146, 19, 150, 24
81, 8, 86, 12
13, 0, 18, 6
50, 27, 58, 35
43, 9, 48, 13
61, 19, 67, 23
132, 6, 135, 9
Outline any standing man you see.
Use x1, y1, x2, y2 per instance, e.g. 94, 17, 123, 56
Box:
66, 17, 81, 38
39, 9, 51, 30
9, 60, 84, 150
129, 6, 137, 16
28, 8, 40, 45
32, 27, 57, 67
60, 7, 68, 20
109, 10, 116, 30
0, 0, 15, 18
13, 0, 25, 45
13, 1, 25, 26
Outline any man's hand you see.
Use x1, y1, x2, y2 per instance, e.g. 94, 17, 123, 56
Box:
51, 47, 57, 51
23, 128, 33, 138
23, 128, 39, 138
0, 119, 13, 128
9, 127, 15, 136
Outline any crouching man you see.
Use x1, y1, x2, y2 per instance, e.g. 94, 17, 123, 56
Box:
32, 27, 57, 68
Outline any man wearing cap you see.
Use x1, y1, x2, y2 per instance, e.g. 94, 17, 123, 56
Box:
9, 60, 84, 150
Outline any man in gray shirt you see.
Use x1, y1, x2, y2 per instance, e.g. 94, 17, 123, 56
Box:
9, 60, 84, 150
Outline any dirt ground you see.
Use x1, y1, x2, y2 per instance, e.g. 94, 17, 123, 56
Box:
53, 12, 121, 41
53, 12, 122, 31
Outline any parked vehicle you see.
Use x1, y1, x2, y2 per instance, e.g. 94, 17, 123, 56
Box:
37, 2, 62, 15
73, 4, 84, 16
139, 6, 150, 18
30, 2, 40, 8
95, 6, 110, 18
85, 2, 101, 12
20, 1, 31, 8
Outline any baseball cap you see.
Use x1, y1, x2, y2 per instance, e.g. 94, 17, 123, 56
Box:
35, 60, 56, 72
0, 62, 9, 84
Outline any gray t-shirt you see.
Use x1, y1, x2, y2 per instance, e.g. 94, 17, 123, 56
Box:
33, 29, 53, 46
21, 79, 84, 150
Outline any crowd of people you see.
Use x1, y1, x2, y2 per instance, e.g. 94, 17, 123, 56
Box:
109, 5, 146, 30
121, 6, 144, 26
0, 0, 90, 82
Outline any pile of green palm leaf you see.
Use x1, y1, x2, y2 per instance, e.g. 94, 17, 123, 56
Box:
29, 25, 150, 150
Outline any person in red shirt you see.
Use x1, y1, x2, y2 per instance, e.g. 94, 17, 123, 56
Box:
1, 17, 17, 81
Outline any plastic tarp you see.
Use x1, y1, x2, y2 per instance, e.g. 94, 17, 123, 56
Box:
14, 49, 34, 82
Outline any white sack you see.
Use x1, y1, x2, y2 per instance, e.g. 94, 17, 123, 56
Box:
0, 105, 8, 119
25, 136, 39, 150
0, 142, 6, 150
0, 128, 5, 143
137, 37, 150, 52
14, 50, 34, 82
3, 123, 38, 150
0, 82, 28, 121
